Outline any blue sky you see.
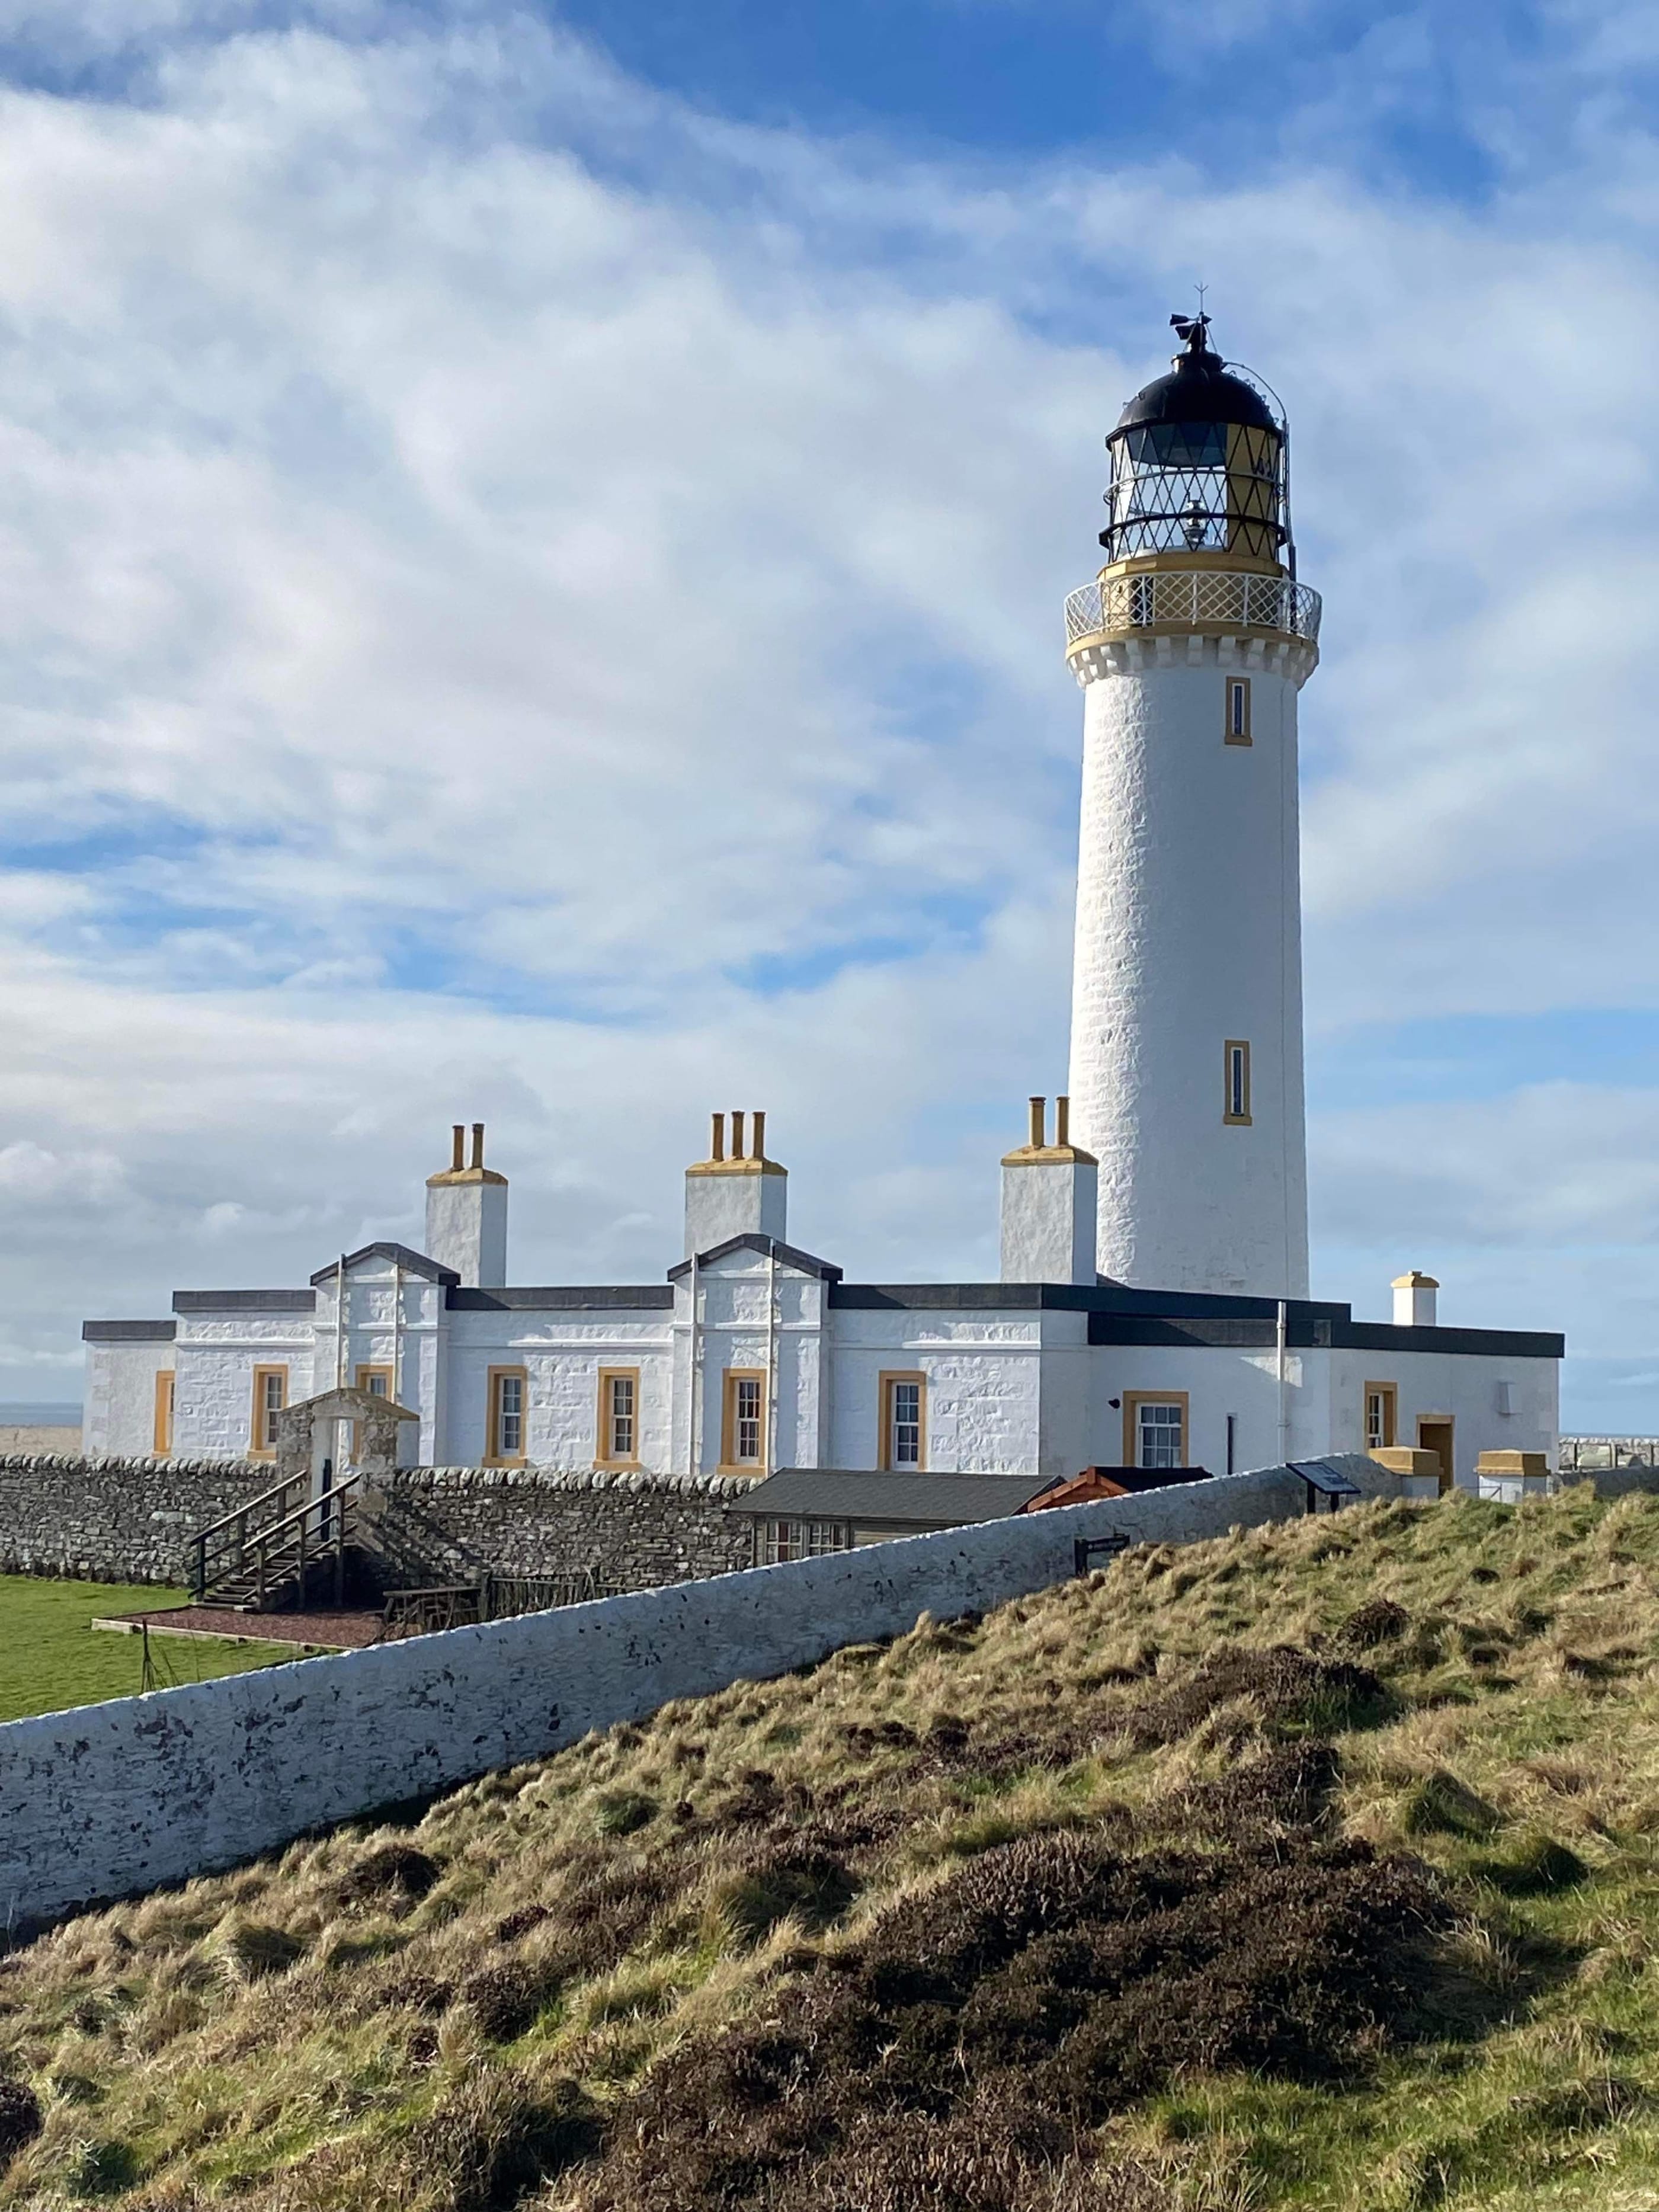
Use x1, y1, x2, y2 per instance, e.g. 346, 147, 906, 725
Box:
2, 0, 1659, 1431
544, 0, 1545, 176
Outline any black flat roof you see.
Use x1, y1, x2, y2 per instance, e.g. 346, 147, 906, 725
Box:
124, 1273, 1561, 1361
829, 1281, 1562, 1359
448, 1286, 674, 1311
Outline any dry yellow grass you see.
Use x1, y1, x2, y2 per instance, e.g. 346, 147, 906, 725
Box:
2, 1488, 1659, 2208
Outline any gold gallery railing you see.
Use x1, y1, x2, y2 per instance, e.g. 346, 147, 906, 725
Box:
1065, 569, 1322, 648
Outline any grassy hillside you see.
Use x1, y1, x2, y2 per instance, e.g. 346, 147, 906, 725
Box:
4, 1488, 1659, 2210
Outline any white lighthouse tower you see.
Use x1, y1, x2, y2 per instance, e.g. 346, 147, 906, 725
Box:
1064, 314, 1321, 1298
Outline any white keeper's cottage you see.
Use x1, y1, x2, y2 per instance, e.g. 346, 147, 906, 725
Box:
81, 315, 1563, 1510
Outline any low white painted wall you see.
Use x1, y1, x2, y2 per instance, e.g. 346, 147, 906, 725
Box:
0, 1457, 1370, 1934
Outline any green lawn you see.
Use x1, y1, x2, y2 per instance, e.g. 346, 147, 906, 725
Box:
0, 1576, 299, 1723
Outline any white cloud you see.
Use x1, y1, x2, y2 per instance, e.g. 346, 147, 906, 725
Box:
1, 4, 1658, 1420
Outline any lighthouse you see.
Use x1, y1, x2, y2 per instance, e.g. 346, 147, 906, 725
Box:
1064, 314, 1321, 1298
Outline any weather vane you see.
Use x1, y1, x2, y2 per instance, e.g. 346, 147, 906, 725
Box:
1168, 282, 1212, 353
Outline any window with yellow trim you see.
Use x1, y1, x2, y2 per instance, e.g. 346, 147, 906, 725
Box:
153, 1371, 175, 1457
249, 1365, 287, 1457
487, 1366, 528, 1464
879, 1372, 927, 1471
597, 1368, 641, 1467
1122, 1390, 1189, 1471
721, 1369, 767, 1471
1365, 1382, 1398, 1451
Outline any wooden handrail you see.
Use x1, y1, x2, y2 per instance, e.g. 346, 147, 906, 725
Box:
190, 1468, 366, 1605
193, 1468, 312, 1547
226, 1468, 364, 1555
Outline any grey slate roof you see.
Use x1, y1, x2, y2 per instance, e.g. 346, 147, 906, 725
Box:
668, 1234, 843, 1282
725, 1467, 1058, 1526
174, 1290, 316, 1314
448, 1286, 674, 1311
309, 1243, 459, 1288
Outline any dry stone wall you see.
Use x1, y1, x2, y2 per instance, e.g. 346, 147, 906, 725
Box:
0, 1453, 755, 1592
377, 1467, 755, 1590
0, 1455, 260, 1584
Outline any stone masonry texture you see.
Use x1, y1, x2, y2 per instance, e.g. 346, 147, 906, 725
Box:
0, 1454, 755, 1591
0, 1455, 262, 1585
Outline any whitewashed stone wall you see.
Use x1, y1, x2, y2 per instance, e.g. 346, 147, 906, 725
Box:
0, 1458, 1366, 1932
828, 1311, 1046, 1474
87, 1259, 1560, 1497
173, 1316, 319, 1459
1319, 1349, 1559, 1486
1085, 1340, 1289, 1477
1066, 654, 1310, 1299
442, 1313, 675, 1471
676, 1251, 830, 1476
310, 1267, 448, 1465
1034, 1312, 1094, 1480
83, 1340, 174, 1456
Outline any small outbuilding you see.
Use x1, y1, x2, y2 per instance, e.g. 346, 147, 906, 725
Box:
725, 1467, 1059, 1563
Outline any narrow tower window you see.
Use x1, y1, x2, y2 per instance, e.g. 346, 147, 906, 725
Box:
1225, 676, 1252, 744
1224, 1041, 1252, 1125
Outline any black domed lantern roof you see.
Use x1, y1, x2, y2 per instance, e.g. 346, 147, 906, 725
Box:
1099, 313, 1292, 569
1115, 331, 1277, 434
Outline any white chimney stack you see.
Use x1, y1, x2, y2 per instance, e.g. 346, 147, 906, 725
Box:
1000, 1096, 1098, 1285
1392, 1269, 1438, 1327
684, 1110, 787, 1257
424, 1122, 508, 1288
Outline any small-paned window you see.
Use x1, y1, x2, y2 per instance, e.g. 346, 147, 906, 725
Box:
153, 1371, 175, 1457
1138, 1402, 1184, 1469
1365, 1383, 1398, 1452
1225, 675, 1252, 744
880, 1372, 926, 1471
488, 1366, 527, 1464
250, 1365, 287, 1456
1123, 1391, 1189, 1471
722, 1370, 767, 1470
757, 1518, 852, 1566
598, 1368, 640, 1467
1224, 1040, 1252, 1125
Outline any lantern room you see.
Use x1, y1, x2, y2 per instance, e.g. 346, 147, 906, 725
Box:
1099, 314, 1291, 572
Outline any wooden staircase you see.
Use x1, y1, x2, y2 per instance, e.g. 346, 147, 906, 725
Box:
187, 1470, 366, 1611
